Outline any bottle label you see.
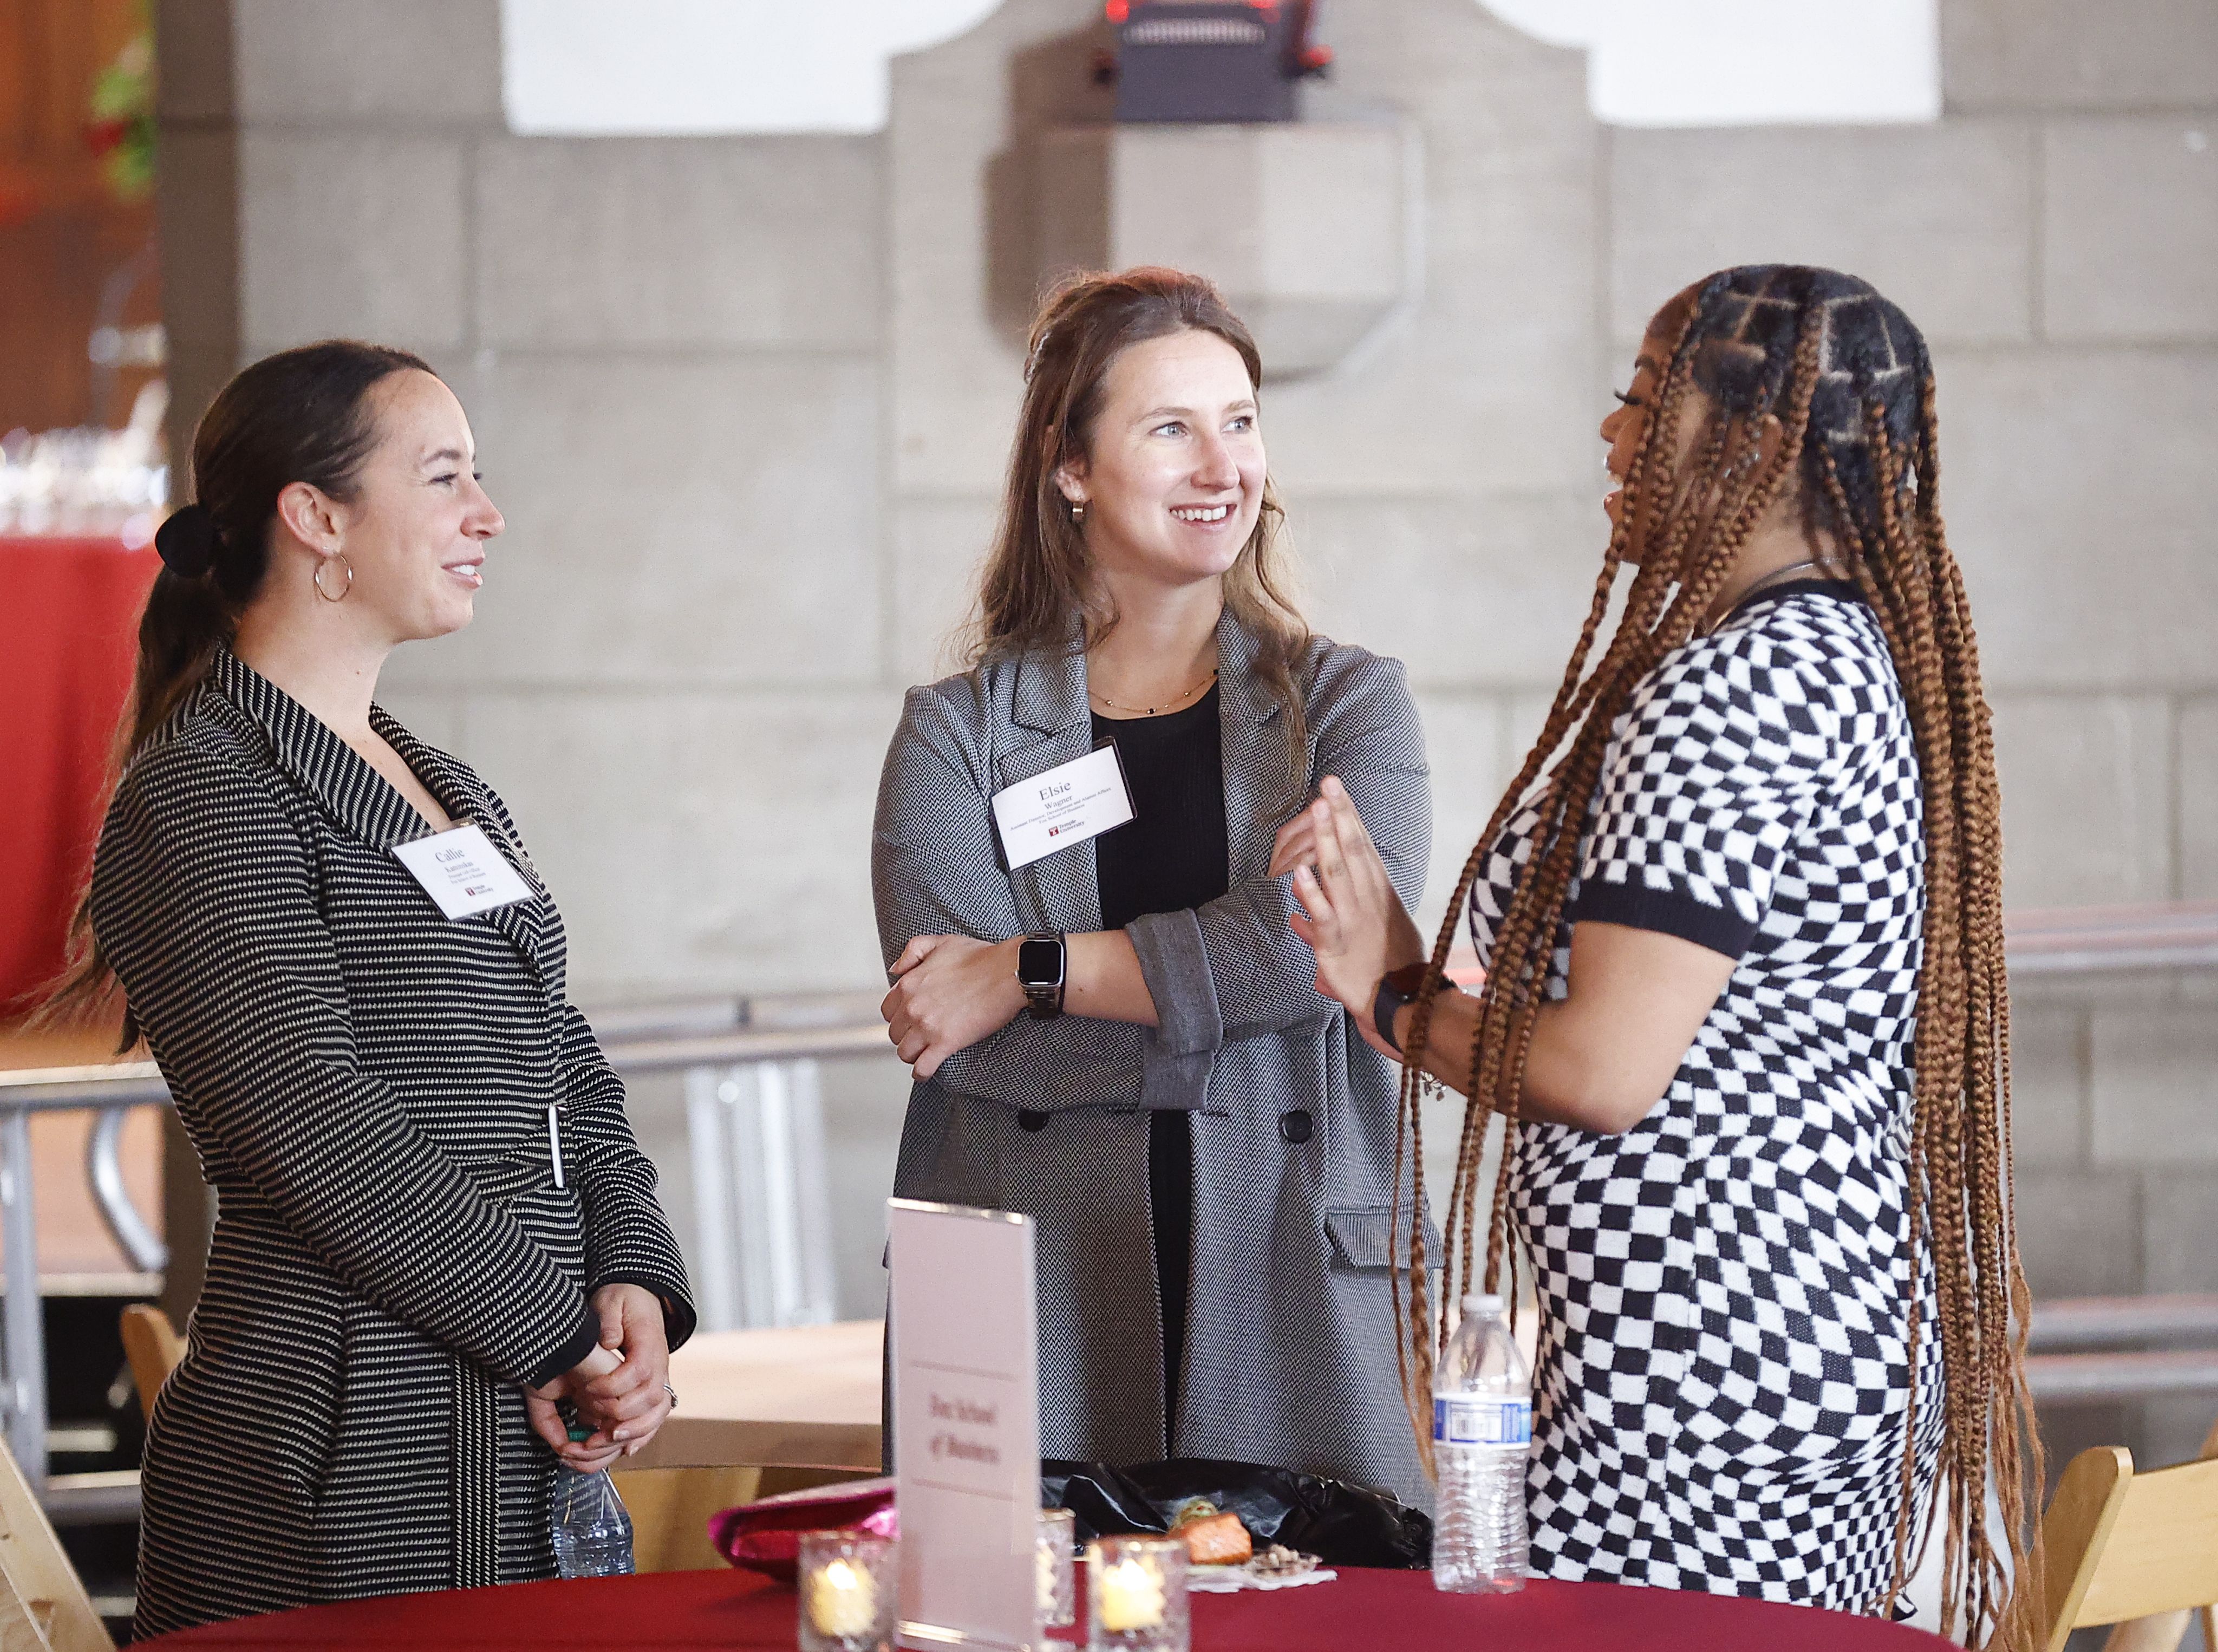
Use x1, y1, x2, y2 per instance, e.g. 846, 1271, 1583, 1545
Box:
1433, 1397, 1531, 1446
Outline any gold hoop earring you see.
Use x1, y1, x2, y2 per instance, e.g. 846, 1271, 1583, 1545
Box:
1069, 500, 1087, 524
314, 552, 354, 603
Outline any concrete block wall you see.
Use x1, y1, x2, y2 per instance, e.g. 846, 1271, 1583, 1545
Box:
158, 0, 2216, 1346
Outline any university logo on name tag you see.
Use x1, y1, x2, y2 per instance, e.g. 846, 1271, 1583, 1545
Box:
392, 822, 534, 919
989, 744, 1135, 870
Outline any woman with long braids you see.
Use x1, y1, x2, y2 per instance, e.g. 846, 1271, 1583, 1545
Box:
1288, 266, 2038, 1636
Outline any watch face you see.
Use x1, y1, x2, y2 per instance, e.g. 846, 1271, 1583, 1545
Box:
1017, 937, 1065, 987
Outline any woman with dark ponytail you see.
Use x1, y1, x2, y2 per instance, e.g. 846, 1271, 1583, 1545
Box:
1289, 268, 2038, 1640
47, 342, 694, 1632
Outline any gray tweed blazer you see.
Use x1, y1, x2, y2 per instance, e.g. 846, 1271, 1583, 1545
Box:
872, 611, 1433, 1509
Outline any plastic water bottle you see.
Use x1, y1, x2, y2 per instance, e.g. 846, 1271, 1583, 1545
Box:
1431, 1292, 1531, 1594
550, 1435, 635, 1578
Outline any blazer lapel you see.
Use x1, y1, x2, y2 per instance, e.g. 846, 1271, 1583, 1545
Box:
374, 709, 554, 984
994, 642, 1105, 937
1212, 610, 1294, 883
208, 649, 430, 853
206, 651, 552, 984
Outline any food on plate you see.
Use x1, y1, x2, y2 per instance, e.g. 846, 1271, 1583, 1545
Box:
1175, 1510, 1252, 1566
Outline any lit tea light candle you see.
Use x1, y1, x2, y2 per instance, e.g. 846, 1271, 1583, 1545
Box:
1095, 1555, 1165, 1633
807, 1556, 877, 1640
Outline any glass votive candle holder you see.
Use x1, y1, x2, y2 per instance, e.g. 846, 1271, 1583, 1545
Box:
1086, 1534, 1189, 1652
1038, 1507, 1077, 1628
797, 1530, 895, 1652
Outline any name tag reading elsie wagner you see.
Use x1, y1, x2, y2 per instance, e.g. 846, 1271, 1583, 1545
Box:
392, 822, 533, 919
990, 745, 1136, 870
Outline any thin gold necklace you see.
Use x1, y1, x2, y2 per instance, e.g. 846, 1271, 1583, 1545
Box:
1704, 558, 1826, 635
1088, 668, 1218, 716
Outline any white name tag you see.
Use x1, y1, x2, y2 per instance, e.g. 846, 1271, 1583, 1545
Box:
989, 745, 1135, 870
392, 823, 534, 919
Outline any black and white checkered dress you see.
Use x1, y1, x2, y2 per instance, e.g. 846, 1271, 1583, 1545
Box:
1468, 581, 1942, 1610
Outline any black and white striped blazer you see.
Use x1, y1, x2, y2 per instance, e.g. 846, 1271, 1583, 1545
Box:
89, 647, 693, 1633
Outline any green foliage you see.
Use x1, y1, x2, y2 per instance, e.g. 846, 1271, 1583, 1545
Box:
87, 21, 156, 203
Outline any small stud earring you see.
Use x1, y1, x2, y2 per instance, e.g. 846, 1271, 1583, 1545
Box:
1069, 500, 1087, 524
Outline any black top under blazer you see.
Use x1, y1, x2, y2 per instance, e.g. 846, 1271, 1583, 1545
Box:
89, 648, 693, 1634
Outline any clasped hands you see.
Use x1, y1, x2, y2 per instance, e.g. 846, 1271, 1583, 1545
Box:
525, 1282, 673, 1473
1276, 775, 1428, 1055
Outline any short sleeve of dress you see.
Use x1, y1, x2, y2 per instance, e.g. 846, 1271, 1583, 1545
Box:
1565, 628, 1842, 961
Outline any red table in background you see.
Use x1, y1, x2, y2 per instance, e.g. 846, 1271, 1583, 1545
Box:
0, 535, 158, 1017
140, 1565, 1951, 1650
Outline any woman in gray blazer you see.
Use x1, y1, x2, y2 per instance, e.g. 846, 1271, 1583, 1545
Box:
873, 269, 1432, 1509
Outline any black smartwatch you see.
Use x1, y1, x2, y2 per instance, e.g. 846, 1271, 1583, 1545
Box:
1372, 962, 1430, 1054
1016, 933, 1067, 1020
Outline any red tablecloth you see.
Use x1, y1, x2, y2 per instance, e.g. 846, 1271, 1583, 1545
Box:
139, 1565, 1950, 1650
0, 536, 158, 1015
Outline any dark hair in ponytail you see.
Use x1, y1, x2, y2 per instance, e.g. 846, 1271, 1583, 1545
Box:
38, 339, 432, 1029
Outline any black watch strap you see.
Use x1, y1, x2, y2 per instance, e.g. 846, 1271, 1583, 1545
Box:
1372, 963, 1430, 1055
1017, 933, 1067, 1020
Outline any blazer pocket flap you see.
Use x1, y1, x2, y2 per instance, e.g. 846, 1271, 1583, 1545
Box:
1324, 1205, 1443, 1271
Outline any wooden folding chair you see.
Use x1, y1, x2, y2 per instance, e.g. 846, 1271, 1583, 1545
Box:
118, 1305, 185, 1425
0, 1436, 112, 1651
2037, 1417, 2218, 1652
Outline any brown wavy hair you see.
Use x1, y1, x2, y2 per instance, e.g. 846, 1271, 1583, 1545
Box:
1393, 267, 2038, 1644
963, 267, 1310, 789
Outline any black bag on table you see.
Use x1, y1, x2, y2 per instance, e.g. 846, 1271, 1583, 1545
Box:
1040, 1458, 1431, 1569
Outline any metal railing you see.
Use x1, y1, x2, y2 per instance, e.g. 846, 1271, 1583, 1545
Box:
2, 902, 2214, 1509
0, 996, 896, 1500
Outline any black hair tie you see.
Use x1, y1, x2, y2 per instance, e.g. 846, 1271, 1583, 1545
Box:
154, 504, 223, 578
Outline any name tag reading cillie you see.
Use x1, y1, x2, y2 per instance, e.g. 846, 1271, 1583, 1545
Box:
889, 1198, 1042, 1652
391, 822, 532, 919
989, 745, 1134, 870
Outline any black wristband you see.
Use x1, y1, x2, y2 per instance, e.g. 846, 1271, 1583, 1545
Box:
1372, 963, 1430, 1055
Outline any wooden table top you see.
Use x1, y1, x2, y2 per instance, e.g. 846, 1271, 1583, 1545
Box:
628, 1318, 883, 1471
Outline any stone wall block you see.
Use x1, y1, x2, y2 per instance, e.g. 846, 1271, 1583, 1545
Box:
1609, 122, 2034, 347
2182, 698, 2218, 901
1934, 348, 2218, 690
1295, 492, 1606, 689
155, 0, 234, 122
2045, 119, 2218, 343
465, 689, 902, 996
232, 0, 501, 125
2090, 1007, 2218, 1165
406, 354, 882, 690
2008, 1002, 2090, 1167
1989, 695, 2174, 908
890, 499, 999, 688
1261, 2, 1597, 495
238, 134, 468, 351
889, 0, 1105, 499
1942, 0, 2218, 113
476, 139, 883, 350
2143, 1175, 2218, 1294
1406, 690, 1508, 937
2013, 1171, 2142, 1298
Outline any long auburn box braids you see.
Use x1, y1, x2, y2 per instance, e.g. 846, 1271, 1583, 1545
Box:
1391, 266, 2039, 1644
